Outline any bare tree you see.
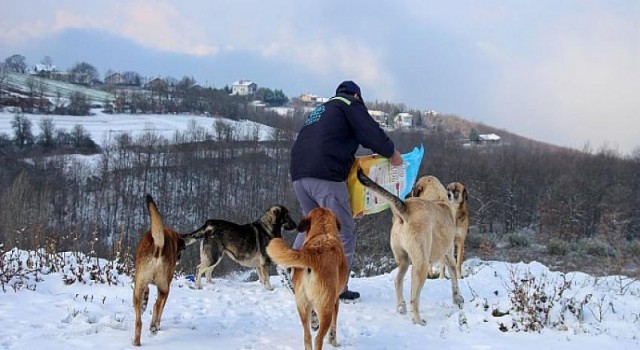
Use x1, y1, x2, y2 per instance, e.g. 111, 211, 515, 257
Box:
69, 61, 99, 84
68, 92, 90, 115
4, 54, 27, 73
0, 62, 7, 100
37, 117, 56, 149
41, 56, 53, 67
10, 113, 34, 149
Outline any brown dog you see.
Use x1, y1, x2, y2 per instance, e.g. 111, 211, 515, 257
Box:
446, 182, 469, 278
357, 169, 463, 325
132, 195, 185, 346
267, 207, 348, 350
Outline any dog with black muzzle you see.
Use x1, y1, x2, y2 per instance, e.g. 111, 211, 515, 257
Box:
357, 168, 464, 326
182, 205, 297, 290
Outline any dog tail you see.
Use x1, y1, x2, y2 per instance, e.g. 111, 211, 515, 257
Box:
181, 220, 214, 247
356, 167, 409, 222
266, 238, 310, 269
146, 194, 165, 251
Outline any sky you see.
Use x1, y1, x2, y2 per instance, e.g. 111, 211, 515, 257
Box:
1, 249, 639, 349
1, 1, 639, 154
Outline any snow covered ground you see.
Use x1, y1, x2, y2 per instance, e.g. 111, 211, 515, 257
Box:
1, 251, 638, 350
0, 109, 277, 146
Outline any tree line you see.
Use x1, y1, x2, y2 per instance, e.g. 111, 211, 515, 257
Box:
1, 116, 638, 276
0, 54, 289, 119
1, 52, 639, 277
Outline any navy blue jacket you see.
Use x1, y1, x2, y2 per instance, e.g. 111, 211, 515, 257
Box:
290, 93, 395, 182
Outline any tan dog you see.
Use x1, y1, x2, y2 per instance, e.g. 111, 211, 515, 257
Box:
446, 182, 469, 278
409, 175, 449, 202
132, 195, 185, 346
408, 175, 454, 278
267, 207, 348, 350
409, 176, 469, 279
357, 169, 463, 325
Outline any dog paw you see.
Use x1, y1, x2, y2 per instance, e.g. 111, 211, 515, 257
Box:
150, 324, 159, 334
397, 302, 407, 315
453, 294, 464, 308
412, 317, 427, 326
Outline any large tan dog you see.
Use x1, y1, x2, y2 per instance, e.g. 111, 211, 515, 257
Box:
132, 195, 185, 346
409, 176, 469, 279
409, 175, 449, 202
357, 169, 463, 325
267, 207, 348, 350
446, 182, 469, 278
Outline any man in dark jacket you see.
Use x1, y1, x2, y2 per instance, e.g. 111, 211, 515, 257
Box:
288, 80, 402, 302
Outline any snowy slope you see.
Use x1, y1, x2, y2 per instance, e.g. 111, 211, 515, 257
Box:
1, 252, 638, 350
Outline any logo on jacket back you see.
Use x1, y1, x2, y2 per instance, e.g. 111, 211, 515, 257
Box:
304, 105, 325, 126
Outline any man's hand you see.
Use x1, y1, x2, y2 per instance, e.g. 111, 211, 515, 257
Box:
389, 150, 403, 166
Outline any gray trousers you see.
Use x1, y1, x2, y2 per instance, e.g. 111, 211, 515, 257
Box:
292, 178, 356, 292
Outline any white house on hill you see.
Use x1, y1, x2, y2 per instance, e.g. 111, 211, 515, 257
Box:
231, 80, 257, 95
479, 133, 501, 143
369, 110, 389, 126
394, 112, 414, 128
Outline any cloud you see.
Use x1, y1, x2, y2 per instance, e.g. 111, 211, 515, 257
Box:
54, 1, 219, 56
256, 26, 395, 99
0, 1, 219, 57
113, 1, 218, 56
489, 7, 640, 154
0, 18, 51, 44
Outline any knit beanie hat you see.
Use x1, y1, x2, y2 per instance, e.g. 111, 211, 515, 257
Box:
336, 80, 362, 101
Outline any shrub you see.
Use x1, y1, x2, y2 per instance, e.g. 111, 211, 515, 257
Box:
506, 233, 531, 248
577, 238, 614, 257
547, 239, 569, 256
466, 234, 484, 249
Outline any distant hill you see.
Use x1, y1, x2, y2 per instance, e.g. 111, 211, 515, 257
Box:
2, 72, 114, 104
1, 71, 580, 154
424, 111, 575, 154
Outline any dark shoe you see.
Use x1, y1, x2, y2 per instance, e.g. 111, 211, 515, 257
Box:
276, 265, 295, 294
339, 290, 360, 303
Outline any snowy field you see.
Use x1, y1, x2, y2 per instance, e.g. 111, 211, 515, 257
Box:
0, 109, 277, 146
1, 109, 639, 349
1, 252, 638, 350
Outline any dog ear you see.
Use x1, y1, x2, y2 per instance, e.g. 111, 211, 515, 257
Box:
411, 183, 422, 197
177, 239, 186, 260
463, 187, 468, 201
297, 217, 311, 233
263, 206, 278, 224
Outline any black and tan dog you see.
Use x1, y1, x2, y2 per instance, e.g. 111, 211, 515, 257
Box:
267, 207, 348, 350
132, 195, 185, 346
182, 205, 297, 290
357, 168, 463, 325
